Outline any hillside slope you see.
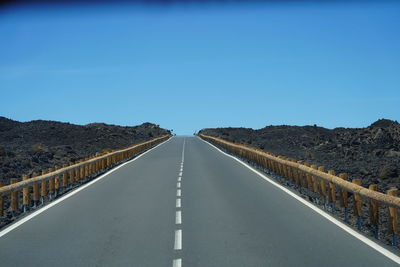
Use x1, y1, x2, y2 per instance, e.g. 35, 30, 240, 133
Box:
0, 117, 171, 183
199, 119, 400, 192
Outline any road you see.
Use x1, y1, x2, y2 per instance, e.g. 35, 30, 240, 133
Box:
0, 137, 398, 266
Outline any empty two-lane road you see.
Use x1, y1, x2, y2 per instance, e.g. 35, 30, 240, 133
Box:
0, 137, 398, 266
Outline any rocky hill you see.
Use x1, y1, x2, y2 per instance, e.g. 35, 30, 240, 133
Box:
0, 117, 171, 184
199, 119, 400, 192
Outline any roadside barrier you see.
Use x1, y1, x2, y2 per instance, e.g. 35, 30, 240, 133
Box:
199, 134, 400, 246
0, 135, 169, 218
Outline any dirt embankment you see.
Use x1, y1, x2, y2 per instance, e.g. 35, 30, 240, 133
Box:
199, 119, 400, 192
0, 117, 171, 184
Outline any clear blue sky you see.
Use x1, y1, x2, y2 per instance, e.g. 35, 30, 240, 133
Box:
1, 1, 399, 134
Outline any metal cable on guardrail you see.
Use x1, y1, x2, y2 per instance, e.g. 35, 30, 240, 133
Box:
199, 133, 400, 247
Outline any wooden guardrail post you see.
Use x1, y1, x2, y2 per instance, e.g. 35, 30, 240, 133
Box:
107, 155, 111, 167
106, 155, 110, 167
318, 166, 327, 209
0, 181, 4, 216
48, 167, 55, 199
90, 161, 94, 176
95, 158, 99, 173
101, 158, 105, 170
93, 158, 98, 173
275, 159, 281, 176
22, 174, 30, 212
89, 161, 93, 176
387, 188, 398, 246
91, 160, 96, 175
84, 161, 89, 178
81, 162, 86, 180
352, 179, 363, 230
89, 160, 92, 176
282, 159, 289, 183
369, 184, 379, 239
292, 162, 300, 188
62, 164, 69, 190
303, 163, 312, 198
285, 160, 291, 182
328, 170, 336, 212
290, 161, 296, 185
311, 165, 319, 203
283, 160, 290, 183
54, 165, 60, 197
261, 155, 267, 171
288, 159, 294, 184
10, 178, 18, 215
289, 160, 297, 186
101, 158, 106, 171
70, 167, 75, 185
32, 173, 39, 207
296, 161, 304, 189
75, 164, 80, 183
282, 161, 289, 181
277, 158, 284, 178
339, 173, 349, 223
292, 160, 300, 189
272, 160, 278, 175
86, 161, 90, 177
41, 169, 47, 205
80, 162, 85, 181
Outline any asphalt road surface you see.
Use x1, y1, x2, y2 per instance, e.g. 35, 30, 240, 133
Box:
0, 137, 398, 266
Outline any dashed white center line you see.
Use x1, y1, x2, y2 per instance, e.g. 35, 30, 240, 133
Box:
176, 211, 182, 224
174, 229, 182, 250
173, 259, 182, 267
173, 139, 185, 267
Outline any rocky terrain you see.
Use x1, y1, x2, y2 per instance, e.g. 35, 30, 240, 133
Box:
199, 119, 400, 193
0, 116, 171, 184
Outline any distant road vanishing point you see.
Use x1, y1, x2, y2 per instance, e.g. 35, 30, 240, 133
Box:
0, 137, 398, 267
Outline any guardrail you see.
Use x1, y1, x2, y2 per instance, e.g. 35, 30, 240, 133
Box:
199, 134, 400, 246
0, 135, 170, 218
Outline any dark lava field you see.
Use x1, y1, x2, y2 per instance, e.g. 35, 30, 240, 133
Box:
0, 117, 171, 184
199, 119, 400, 193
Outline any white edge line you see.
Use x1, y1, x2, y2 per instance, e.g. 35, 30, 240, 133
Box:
172, 258, 182, 267
0, 137, 173, 238
174, 229, 182, 250
199, 137, 400, 264
176, 198, 181, 208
